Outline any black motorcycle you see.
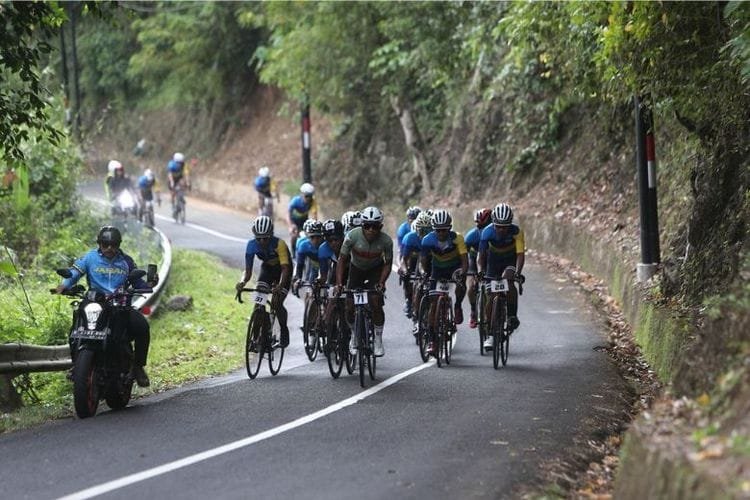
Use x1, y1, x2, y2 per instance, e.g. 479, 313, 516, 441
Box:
53, 266, 155, 418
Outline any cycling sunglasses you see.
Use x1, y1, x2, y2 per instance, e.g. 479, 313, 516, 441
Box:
362, 223, 382, 231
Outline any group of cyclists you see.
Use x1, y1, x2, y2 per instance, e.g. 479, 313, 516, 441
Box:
240, 177, 526, 361
103, 152, 191, 223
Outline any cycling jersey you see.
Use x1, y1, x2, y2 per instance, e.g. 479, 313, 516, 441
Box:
396, 220, 411, 255
318, 241, 338, 280
464, 226, 481, 272
295, 238, 321, 281
62, 249, 147, 294
401, 230, 423, 260
137, 175, 157, 191
244, 236, 291, 269
479, 224, 524, 278
167, 160, 184, 175
340, 227, 393, 271
420, 230, 467, 278
254, 175, 272, 196
288, 195, 317, 226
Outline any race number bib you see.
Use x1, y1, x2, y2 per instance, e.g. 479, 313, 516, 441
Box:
353, 292, 368, 305
490, 279, 509, 293
254, 292, 269, 306
436, 281, 454, 294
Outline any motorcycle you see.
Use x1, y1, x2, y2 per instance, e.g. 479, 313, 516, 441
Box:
53, 265, 155, 418
112, 189, 140, 220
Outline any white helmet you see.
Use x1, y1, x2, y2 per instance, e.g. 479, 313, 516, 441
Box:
173, 152, 185, 163
300, 182, 315, 195
258, 166, 270, 177
360, 206, 384, 224
431, 209, 452, 230
107, 160, 122, 174
144, 168, 154, 181
492, 203, 513, 226
252, 216, 273, 237
414, 212, 432, 231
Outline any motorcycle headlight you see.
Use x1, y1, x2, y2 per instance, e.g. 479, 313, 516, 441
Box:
83, 302, 103, 330
117, 190, 135, 209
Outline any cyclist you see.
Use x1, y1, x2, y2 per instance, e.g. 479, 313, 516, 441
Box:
235, 216, 292, 348
341, 210, 362, 234
292, 220, 324, 295
166, 152, 190, 208
477, 203, 525, 350
419, 209, 468, 353
254, 166, 279, 216
464, 208, 492, 328
396, 206, 422, 254
287, 182, 318, 258
136, 168, 161, 212
53, 226, 157, 387
335, 206, 393, 357
399, 211, 432, 333
318, 219, 345, 285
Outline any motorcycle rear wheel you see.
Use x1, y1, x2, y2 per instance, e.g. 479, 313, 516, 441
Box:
73, 350, 100, 418
105, 373, 133, 410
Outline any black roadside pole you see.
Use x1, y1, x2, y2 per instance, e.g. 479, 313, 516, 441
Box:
301, 96, 312, 184
634, 94, 661, 281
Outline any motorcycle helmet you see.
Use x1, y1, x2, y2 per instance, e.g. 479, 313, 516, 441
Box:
107, 160, 122, 175
252, 216, 273, 237
492, 203, 513, 226
97, 225, 122, 246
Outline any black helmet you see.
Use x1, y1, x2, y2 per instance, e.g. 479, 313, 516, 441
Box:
323, 219, 344, 239
96, 226, 122, 245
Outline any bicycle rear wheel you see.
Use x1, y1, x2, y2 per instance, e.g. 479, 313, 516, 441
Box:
443, 298, 454, 365
417, 295, 431, 362
366, 315, 376, 381
302, 298, 319, 361
355, 310, 366, 387
267, 312, 285, 375
245, 313, 264, 379
326, 306, 345, 379
478, 285, 487, 356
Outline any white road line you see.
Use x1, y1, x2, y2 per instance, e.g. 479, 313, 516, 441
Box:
57, 361, 433, 500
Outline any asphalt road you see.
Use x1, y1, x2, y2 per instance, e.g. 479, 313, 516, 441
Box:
0, 188, 630, 499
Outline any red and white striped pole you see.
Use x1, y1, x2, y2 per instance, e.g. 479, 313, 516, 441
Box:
635, 94, 660, 281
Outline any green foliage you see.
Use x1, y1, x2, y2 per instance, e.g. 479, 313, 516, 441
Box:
0, 1, 65, 164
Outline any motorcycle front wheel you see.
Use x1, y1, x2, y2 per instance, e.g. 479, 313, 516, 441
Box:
73, 349, 100, 418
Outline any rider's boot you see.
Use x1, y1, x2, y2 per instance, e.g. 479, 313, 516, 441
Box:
129, 365, 150, 387
373, 325, 384, 357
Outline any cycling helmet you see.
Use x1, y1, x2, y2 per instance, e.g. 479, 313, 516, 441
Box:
414, 211, 432, 231
406, 205, 422, 220
252, 215, 274, 237
302, 218, 317, 234
107, 160, 122, 175
300, 182, 315, 196
360, 206, 384, 224
341, 211, 353, 228
431, 209, 452, 230
258, 166, 270, 177
307, 220, 324, 237
492, 203, 513, 226
144, 169, 154, 181
323, 219, 344, 239
173, 152, 185, 163
96, 225, 122, 245
474, 208, 492, 227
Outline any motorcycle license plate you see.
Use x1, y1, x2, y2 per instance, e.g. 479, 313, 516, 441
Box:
71, 326, 109, 340
490, 279, 509, 293
436, 281, 454, 293
254, 292, 269, 306
353, 292, 368, 305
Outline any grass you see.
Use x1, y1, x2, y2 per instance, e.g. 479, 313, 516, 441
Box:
0, 249, 249, 433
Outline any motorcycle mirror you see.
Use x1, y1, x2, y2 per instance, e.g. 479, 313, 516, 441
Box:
147, 264, 157, 283
56, 268, 72, 278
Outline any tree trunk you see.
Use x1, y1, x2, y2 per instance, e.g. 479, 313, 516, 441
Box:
0, 374, 22, 412
389, 94, 432, 193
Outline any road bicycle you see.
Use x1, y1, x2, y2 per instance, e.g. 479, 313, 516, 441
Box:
417, 278, 457, 367
485, 275, 524, 369
172, 184, 186, 225
471, 271, 489, 356
300, 280, 329, 362
324, 295, 351, 379
342, 287, 381, 388
236, 282, 285, 379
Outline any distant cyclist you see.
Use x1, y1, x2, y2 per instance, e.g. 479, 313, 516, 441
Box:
335, 206, 393, 357
341, 210, 362, 234
318, 219, 345, 285
137, 168, 161, 208
396, 206, 421, 255
399, 211, 432, 333
419, 209, 468, 353
287, 182, 318, 258
477, 203, 525, 350
254, 166, 279, 216
292, 220, 324, 295
464, 208, 492, 328
236, 216, 292, 348
166, 152, 190, 208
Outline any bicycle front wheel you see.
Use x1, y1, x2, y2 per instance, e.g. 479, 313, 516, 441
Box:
326, 306, 345, 379
435, 296, 449, 368
417, 295, 431, 362
245, 313, 264, 379
478, 285, 487, 356
355, 310, 366, 388
366, 315, 376, 381
267, 312, 285, 375
491, 296, 506, 370
443, 298, 454, 365
302, 298, 319, 362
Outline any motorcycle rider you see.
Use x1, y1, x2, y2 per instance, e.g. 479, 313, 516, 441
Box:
104, 160, 133, 202
54, 226, 157, 387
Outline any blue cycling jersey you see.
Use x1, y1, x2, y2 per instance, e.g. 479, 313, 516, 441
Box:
295, 238, 321, 279
396, 220, 410, 254
62, 249, 147, 294
254, 175, 271, 193
244, 236, 291, 269
167, 160, 184, 174
288, 195, 317, 224
137, 175, 155, 190
401, 230, 422, 259
478, 224, 524, 278
318, 241, 337, 277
